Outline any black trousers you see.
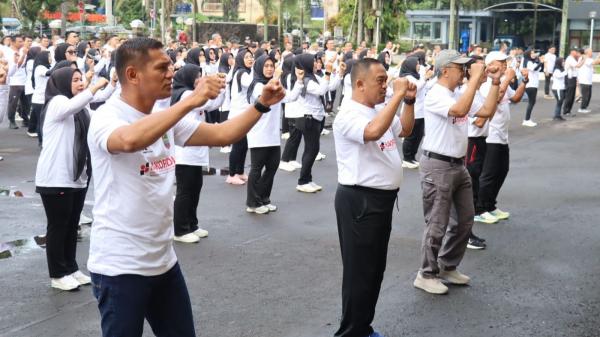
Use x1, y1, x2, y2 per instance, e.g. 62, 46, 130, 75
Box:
246, 146, 280, 207
552, 89, 565, 118
476, 143, 509, 214
281, 118, 302, 162
219, 110, 229, 123
525, 87, 537, 121
296, 115, 321, 185
402, 118, 425, 162
466, 137, 487, 215
562, 78, 578, 115
29, 102, 43, 134
228, 136, 248, 176
544, 73, 552, 95
334, 184, 397, 337
40, 188, 87, 278
8, 85, 30, 123
580, 84, 592, 109
173, 165, 203, 236
281, 104, 290, 134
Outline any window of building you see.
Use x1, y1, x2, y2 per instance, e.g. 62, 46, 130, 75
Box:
433, 22, 441, 39
202, 0, 246, 13
414, 22, 431, 40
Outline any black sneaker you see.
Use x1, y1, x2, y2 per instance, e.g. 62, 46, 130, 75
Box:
470, 233, 486, 243
467, 238, 486, 250
553, 116, 566, 121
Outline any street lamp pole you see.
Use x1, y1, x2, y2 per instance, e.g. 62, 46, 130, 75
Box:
590, 11, 596, 50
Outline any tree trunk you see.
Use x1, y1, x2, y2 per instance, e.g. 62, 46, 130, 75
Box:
278, 0, 282, 44
532, 0, 538, 48
263, 0, 269, 41
559, 0, 569, 58
357, 0, 363, 45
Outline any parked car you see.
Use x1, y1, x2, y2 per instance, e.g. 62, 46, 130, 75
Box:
492, 35, 526, 51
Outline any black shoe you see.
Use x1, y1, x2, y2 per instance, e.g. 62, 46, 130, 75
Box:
470, 233, 486, 243
553, 116, 566, 121
467, 238, 486, 250
9, 121, 19, 129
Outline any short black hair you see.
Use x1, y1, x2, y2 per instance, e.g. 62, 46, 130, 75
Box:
351, 58, 383, 88
115, 37, 164, 82
10, 34, 23, 42
65, 31, 77, 39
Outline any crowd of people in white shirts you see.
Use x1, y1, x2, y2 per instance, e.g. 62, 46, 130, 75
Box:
0, 31, 597, 337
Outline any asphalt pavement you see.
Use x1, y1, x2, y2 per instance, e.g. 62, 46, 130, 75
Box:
0, 88, 599, 337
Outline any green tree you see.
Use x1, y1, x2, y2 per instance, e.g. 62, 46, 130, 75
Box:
222, 0, 241, 21
115, 0, 144, 28
15, 0, 63, 34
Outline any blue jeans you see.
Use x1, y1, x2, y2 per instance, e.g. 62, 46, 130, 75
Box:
91, 263, 196, 337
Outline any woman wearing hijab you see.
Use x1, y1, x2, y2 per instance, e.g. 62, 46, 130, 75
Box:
522, 49, 544, 127
279, 55, 305, 172
226, 48, 254, 185
245, 55, 304, 214
76, 41, 89, 71
280, 55, 294, 139
30, 50, 52, 141
551, 57, 568, 121
23, 47, 41, 137
218, 52, 235, 153
204, 47, 219, 75
54, 43, 76, 63
185, 47, 203, 66
35, 67, 109, 291
399, 56, 427, 169
171, 64, 225, 243
377, 51, 391, 71
293, 53, 340, 193
339, 59, 356, 106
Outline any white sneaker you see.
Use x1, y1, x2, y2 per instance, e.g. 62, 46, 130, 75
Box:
476, 212, 499, 224
309, 182, 323, 191
320, 129, 330, 136
51, 275, 80, 291
279, 161, 296, 172
281, 132, 290, 140
522, 120, 537, 127
220, 146, 232, 153
290, 161, 302, 169
26, 132, 38, 138
402, 160, 419, 169
194, 228, 209, 238
315, 152, 327, 161
438, 269, 471, 285
79, 214, 93, 224
296, 183, 318, 193
413, 272, 448, 295
174, 233, 200, 243
71, 270, 91, 285
15, 115, 23, 122
578, 108, 591, 114
246, 205, 270, 214
265, 204, 277, 212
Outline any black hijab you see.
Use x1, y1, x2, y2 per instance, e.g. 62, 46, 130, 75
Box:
54, 43, 71, 63
268, 49, 280, 63
358, 49, 368, 60
411, 51, 426, 66
205, 47, 218, 64
171, 64, 202, 105
247, 55, 273, 103
294, 53, 318, 97
32, 50, 51, 89
98, 51, 116, 80
230, 49, 252, 96
26, 46, 41, 62
76, 41, 88, 58
254, 48, 265, 59
46, 60, 77, 76
343, 59, 356, 81
42, 67, 91, 181
377, 51, 390, 71
281, 55, 294, 89
399, 56, 420, 80
186, 47, 202, 66
218, 52, 232, 73
293, 48, 304, 55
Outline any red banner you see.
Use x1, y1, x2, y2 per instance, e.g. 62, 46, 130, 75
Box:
42, 11, 106, 23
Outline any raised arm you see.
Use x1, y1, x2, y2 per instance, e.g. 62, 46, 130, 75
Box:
448, 63, 485, 117
363, 78, 413, 141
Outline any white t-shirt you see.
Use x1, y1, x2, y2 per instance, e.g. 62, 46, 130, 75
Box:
35, 90, 95, 189
405, 74, 427, 119
7, 48, 26, 86
87, 96, 200, 277
455, 84, 488, 138
229, 70, 253, 119
25, 59, 35, 95
565, 55, 579, 79
552, 69, 568, 91
578, 58, 594, 85
0, 85, 8, 123
174, 90, 225, 166
480, 79, 515, 145
525, 61, 542, 88
422, 83, 469, 158
544, 53, 556, 73
333, 99, 403, 190
32, 65, 50, 104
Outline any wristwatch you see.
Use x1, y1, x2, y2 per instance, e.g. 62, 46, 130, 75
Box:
403, 97, 416, 105
325, 72, 332, 76
254, 97, 271, 113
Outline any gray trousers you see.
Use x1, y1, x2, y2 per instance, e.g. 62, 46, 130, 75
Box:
419, 154, 474, 278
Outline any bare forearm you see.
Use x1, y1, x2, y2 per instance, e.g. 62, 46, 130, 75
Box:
511, 82, 526, 103
477, 83, 500, 118
399, 103, 415, 137
363, 93, 403, 141
187, 105, 262, 146
449, 78, 479, 117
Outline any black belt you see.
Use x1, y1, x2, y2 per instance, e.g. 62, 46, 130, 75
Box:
423, 150, 464, 165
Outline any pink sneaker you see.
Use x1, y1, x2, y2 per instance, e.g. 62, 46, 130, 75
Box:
238, 174, 248, 182
226, 175, 245, 185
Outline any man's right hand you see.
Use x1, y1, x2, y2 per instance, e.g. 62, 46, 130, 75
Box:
393, 77, 408, 97
193, 75, 226, 105
470, 62, 486, 81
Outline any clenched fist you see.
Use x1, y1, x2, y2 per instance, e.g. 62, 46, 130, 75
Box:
295, 68, 305, 81
325, 62, 334, 74
404, 81, 417, 100
392, 77, 409, 97
469, 62, 486, 81
193, 75, 226, 105
258, 79, 286, 107
486, 65, 503, 81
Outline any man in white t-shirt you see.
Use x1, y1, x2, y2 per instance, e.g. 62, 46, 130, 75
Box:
87, 37, 285, 337
563, 47, 584, 116
577, 48, 600, 113
6, 34, 29, 129
333, 58, 416, 337
543, 46, 557, 99
413, 50, 490, 295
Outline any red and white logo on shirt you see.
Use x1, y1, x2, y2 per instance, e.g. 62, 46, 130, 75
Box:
379, 138, 397, 151
139, 156, 176, 176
